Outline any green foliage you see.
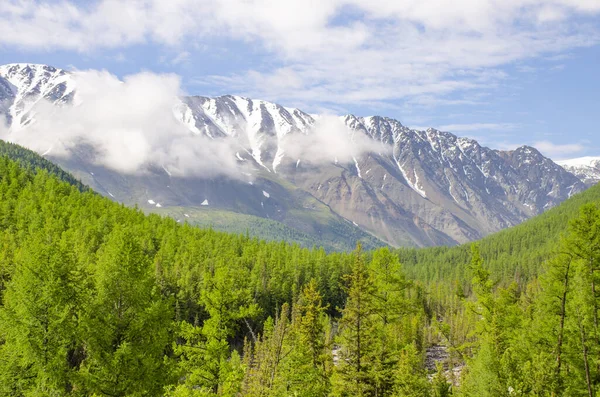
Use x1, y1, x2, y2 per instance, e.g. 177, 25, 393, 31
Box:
0, 234, 81, 395
0, 157, 406, 396
156, 207, 385, 252
0, 139, 88, 192
79, 227, 175, 396
332, 245, 380, 396
393, 344, 431, 397
398, 182, 600, 286
2, 151, 600, 396
332, 246, 430, 397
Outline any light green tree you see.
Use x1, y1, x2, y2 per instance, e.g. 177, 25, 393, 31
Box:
79, 227, 174, 396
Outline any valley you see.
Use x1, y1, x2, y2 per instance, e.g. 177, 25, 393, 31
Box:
0, 63, 592, 249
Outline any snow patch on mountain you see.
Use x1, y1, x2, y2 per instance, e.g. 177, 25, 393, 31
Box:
353, 157, 362, 178
0, 63, 593, 248
557, 157, 600, 185
556, 156, 600, 167
396, 158, 427, 198
0, 64, 75, 130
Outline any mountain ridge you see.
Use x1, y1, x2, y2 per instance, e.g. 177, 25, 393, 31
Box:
0, 62, 591, 248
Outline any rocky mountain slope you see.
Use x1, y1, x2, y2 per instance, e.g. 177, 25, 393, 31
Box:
0, 63, 590, 248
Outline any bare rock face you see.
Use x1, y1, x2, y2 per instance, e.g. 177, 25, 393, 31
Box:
0, 63, 590, 248
0, 76, 15, 125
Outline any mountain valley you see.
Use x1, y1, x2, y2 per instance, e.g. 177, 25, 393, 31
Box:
0, 63, 593, 248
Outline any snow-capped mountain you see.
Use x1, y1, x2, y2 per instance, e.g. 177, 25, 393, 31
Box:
0, 63, 591, 247
174, 95, 314, 172
0, 64, 75, 130
556, 157, 600, 186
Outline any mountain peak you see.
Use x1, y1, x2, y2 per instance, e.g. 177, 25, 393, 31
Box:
1, 62, 592, 248
0, 63, 75, 129
514, 145, 539, 153
0, 63, 65, 75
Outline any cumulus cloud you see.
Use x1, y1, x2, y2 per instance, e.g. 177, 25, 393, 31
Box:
0, 114, 9, 137
281, 115, 389, 165
1, 0, 599, 110
2, 70, 242, 177
438, 123, 520, 133
1, 69, 381, 176
533, 140, 585, 159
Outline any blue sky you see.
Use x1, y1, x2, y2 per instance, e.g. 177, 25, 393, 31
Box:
1, 0, 599, 159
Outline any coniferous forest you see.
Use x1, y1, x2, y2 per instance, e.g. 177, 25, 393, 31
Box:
2, 146, 600, 396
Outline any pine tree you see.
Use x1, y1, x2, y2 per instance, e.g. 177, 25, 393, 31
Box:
241, 303, 292, 396
393, 343, 431, 397
459, 245, 522, 397
276, 280, 332, 396
369, 248, 412, 396
431, 363, 452, 397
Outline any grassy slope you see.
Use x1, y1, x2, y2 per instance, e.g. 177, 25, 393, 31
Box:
51, 152, 387, 252
153, 206, 385, 252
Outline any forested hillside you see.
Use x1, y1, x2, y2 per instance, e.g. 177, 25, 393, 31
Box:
1, 155, 600, 396
399, 181, 600, 285
0, 140, 88, 192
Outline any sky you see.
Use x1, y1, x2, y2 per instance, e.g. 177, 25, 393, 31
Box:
1, 0, 599, 160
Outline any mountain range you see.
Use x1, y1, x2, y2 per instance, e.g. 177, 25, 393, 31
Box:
0, 63, 595, 249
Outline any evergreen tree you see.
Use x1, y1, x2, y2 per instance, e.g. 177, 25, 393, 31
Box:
241, 303, 291, 396
0, 233, 82, 395
278, 280, 332, 396
393, 343, 431, 397
172, 264, 259, 395
79, 227, 174, 396
332, 245, 378, 397
459, 245, 522, 397
370, 248, 411, 396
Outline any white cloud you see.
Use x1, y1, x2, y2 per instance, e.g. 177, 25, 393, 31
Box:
533, 140, 585, 159
437, 123, 519, 132
2, 69, 382, 176
1, 0, 599, 108
170, 51, 191, 66
282, 115, 390, 165
0, 114, 9, 136
2, 70, 242, 177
